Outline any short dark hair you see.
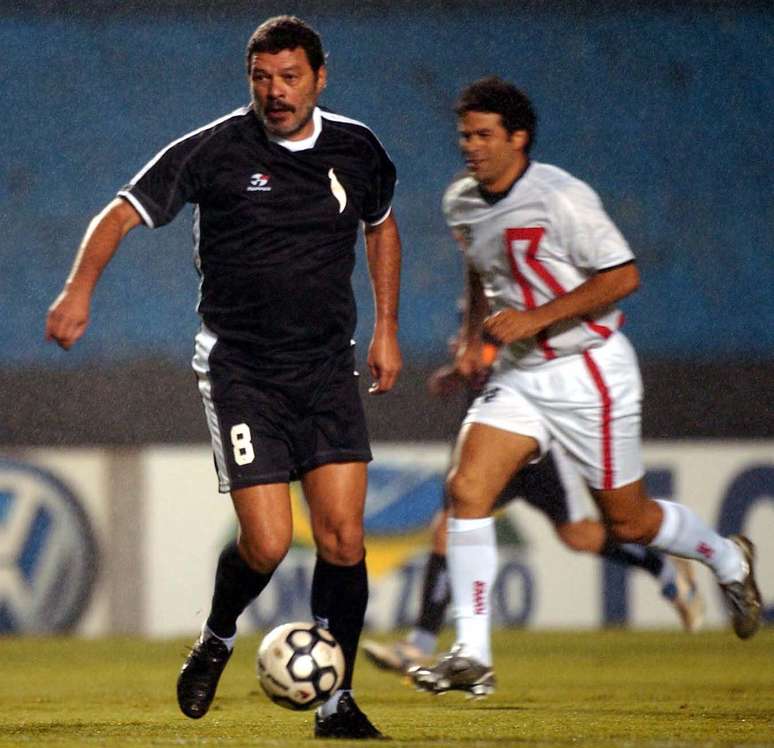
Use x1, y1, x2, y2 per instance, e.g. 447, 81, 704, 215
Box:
245, 15, 326, 73
455, 76, 537, 153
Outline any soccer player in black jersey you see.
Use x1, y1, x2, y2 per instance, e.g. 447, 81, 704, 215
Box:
46, 16, 400, 740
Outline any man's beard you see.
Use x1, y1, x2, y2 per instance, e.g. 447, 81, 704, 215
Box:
252, 93, 314, 138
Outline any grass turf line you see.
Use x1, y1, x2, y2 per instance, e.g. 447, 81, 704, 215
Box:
1, 629, 772, 747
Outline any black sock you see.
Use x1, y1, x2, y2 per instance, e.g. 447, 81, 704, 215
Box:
311, 555, 368, 691
416, 552, 451, 634
599, 537, 664, 579
206, 541, 273, 639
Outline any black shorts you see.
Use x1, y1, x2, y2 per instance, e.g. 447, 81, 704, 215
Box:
193, 328, 372, 492
497, 452, 571, 525
443, 448, 572, 526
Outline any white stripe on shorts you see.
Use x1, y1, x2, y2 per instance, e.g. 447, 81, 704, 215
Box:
192, 324, 230, 493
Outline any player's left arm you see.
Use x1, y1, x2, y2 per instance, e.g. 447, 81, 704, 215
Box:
363, 212, 402, 394
483, 261, 639, 345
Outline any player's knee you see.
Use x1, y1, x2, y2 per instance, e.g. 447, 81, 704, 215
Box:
445, 470, 484, 516
238, 536, 288, 573
556, 523, 596, 552
605, 516, 652, 545
604, 499, 662, 545
314, 522, 364, 565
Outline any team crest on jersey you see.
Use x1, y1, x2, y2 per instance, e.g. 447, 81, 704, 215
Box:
247, 173, 271, 192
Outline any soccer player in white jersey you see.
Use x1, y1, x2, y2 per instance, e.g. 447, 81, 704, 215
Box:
410, 77, 762, 697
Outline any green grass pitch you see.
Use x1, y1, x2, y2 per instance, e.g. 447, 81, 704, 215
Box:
1, 629, 772, 746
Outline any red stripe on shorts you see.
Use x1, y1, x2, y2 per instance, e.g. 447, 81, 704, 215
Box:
582, 350, 614, 489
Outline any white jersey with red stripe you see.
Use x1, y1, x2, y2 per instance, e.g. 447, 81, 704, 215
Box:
443, 161, 634, 369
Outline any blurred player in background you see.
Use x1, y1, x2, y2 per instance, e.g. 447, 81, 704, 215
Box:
362, 337, 704, 676
410, 77, 761, 697
46, 15, 400, 739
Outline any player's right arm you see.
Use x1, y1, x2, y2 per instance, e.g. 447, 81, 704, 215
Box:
442, 179, 498, 382
45, 197, 143, 350
455, 259, 489, 379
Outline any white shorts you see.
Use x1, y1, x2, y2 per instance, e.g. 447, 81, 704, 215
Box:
463, 332, 644, 490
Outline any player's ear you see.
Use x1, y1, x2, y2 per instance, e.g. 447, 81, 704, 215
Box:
315, 65, 328, 94
509, 129, 529, 152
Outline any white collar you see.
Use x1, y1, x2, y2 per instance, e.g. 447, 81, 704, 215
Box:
267, 107, 322, 152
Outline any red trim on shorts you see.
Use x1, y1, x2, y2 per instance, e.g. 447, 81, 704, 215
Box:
505, 228, 555, 360
582, 350, 614, 489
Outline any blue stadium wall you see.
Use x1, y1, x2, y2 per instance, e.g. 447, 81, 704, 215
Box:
0, 1, 772, 443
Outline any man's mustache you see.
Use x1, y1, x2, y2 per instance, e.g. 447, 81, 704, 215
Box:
266, 100, 295, 113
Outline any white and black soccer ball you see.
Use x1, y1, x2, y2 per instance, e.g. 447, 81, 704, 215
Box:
257, 621, 345, 710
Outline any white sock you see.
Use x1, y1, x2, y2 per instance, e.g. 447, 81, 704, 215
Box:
202, 623, 236, 651
651, 500, 744, 584
446, 516, 496, 666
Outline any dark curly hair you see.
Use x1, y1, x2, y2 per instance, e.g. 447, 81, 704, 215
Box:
245, 16, 326, 73
455, 76, 537, 153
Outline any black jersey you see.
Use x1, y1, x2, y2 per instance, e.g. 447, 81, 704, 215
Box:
119, 105, 396, 361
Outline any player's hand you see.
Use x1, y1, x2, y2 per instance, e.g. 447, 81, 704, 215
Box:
427, 363, 464, 397
367, 324, 402, 395
483, 309, 544, 345
453, 339, 484, 379
45, 286, 91, 350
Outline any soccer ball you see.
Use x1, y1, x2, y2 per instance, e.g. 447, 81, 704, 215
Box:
257, 621, 345, 710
